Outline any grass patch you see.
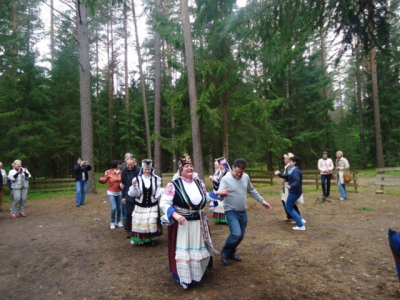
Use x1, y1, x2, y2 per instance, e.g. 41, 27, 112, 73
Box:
362, 206, 372, 211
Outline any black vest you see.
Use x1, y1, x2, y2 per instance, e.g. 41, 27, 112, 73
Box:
172, 178, 207, 221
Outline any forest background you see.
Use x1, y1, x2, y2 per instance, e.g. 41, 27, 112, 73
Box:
0, 0, 399, 191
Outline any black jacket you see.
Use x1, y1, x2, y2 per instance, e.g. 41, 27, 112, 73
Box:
121, 165, 140, 202
73, 164, 92, 181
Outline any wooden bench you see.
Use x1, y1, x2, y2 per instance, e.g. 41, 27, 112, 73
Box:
29, 178, 76, 192
246, 170, 274, 185
375, 167, 400, 194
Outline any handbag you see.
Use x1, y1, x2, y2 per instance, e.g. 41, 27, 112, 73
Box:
330, 172, 335, 180
343, 171, 351, 183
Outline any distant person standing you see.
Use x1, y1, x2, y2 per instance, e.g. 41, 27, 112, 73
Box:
8, 160, 31, 218
216, 158, 272, 265
335, 151, 350, 201
0, 162, 6, 212
318, 151, 334, 198
73, 157, 92, 207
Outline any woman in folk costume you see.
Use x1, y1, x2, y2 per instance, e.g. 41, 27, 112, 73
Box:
160, 153, 218, 289
278, 153, 303, 222
208, 157, 231, 223
128, 159, 163, 246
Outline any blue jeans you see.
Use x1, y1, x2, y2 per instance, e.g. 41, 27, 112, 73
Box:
285, 193, 304, 227
337, 178, 347, 199
108, 194, 122, 223
75, 180, 87, 205
222, 210, 248, 256
321, 174, 331, 197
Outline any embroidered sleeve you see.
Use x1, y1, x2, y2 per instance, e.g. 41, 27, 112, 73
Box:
154, 176, 163, 198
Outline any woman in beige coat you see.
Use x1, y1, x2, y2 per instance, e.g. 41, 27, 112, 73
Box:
335, 151, 350, 200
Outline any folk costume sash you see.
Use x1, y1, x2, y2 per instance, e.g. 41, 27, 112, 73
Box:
174, 206, 219, 256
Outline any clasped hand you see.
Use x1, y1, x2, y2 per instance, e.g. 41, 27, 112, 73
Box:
172, 212, 187, 225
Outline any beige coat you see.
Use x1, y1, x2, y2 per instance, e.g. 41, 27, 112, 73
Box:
336, 157, 350, 184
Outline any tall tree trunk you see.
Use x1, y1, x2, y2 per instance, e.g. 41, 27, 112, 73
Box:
180, 0, 204, 179
12, 0, 18, 81
50, 0, 54, 69
76, 0, 96, 193
153, 0, 162, 176
368, 4, 384, 168
132, 0, 152, 159
123, 1, 130, 149
108, 13, 115, 161
222, 92, 229, 162
355, 39, 366, 168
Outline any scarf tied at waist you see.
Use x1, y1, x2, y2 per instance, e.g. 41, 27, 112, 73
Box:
170, 206, 219, 256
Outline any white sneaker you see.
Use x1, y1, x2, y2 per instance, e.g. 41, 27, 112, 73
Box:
291, 219, 306, 224
293, 225, 306, 231
116, 221, 124, 228
339, 197, 344, 201
110, 222, 115, 230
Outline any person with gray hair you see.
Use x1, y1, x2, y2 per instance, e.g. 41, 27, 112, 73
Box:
121, 152, 133, 171
335, 151, 350, 201
0, 162, 6, 212
8, 160, 31, 218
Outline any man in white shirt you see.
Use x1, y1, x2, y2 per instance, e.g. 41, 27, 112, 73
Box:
317, 151, 334, 198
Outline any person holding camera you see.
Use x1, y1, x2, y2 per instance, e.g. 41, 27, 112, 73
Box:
318, 151, 334, 198
8, 160, 31, 218
73, 157, 92, 207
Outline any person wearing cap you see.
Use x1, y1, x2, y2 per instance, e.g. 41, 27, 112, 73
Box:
279, 153, 302, 221
275, 156, 306, 231
160, 153, 218, 289
0, 162, 7, 212
216, 158, 272, 265
99, 160, 123, 230
335, 151, 350, 201
8, 160, 31, 218
128, 159, 163, 246
209, 157, 231, 223
318, 151, 334, 198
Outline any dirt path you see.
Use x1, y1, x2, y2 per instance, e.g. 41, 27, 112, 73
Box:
0, 184, 399, 299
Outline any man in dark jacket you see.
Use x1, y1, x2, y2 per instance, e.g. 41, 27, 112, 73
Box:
120, 158, 140, 238
73, 157, 92, 207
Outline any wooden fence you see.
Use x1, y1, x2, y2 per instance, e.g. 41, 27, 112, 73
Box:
248, 169, 359, 192
375, 167, 400, 194
29, 178, 76, 192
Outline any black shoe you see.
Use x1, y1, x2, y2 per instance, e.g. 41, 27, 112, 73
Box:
151, 240, 157, 247
81, 203, 85, 205
126, 231, 131, 239
229, 254, 242, 262
76, 205, 80, 207
221, 253, 230, 265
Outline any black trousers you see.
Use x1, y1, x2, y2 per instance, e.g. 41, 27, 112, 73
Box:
321, 174, 331, 197
124, 200, 135, 232
282, 200, 301, 219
